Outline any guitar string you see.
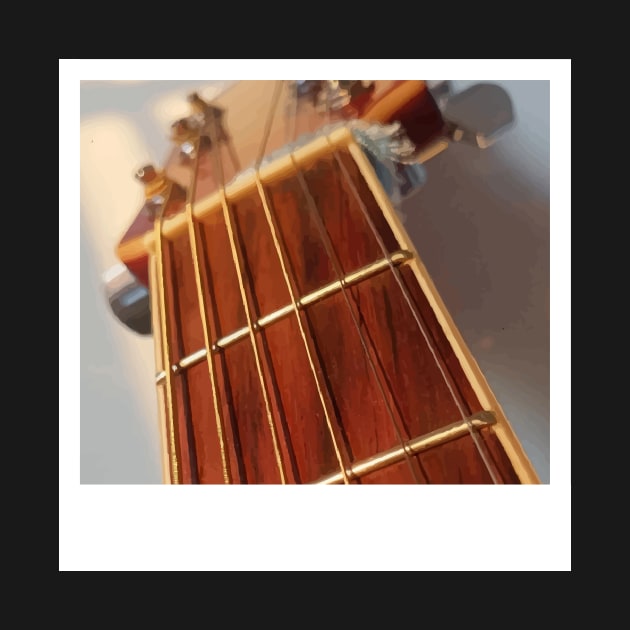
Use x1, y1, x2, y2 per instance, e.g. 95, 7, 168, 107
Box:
294, 89, 426, 482
256, 81, 285, 167
206, 96, 288, 484
153, 182, 180, 484
149, 254, 174, 482
171, 82, 499, 484
334, 145, 501, 483
224, 132, 242, 175
253, 82, 425, 483
165, 229, 201, 484
285, 81, 299, 148
251, 81, 354, 484
288, 85, 424, 482
184, 135, 232, 484
289, 160, 424, 484
330, 146, 501, 484
252, 180, 352, 484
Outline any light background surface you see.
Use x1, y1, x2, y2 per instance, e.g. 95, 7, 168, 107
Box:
80, 79, 550, 484
64, 60, 570, 571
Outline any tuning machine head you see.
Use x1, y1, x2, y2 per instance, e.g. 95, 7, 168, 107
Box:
426, 81, 453, 110
170, 115, 202, 142
292, 80, 375, 116
170, 116, 204, 160
134, 163, 171, 199
363, 82, 515, 218
133, 163, 186, 218
436, 82, 515, 149
135, 164, 158, 185
170, 93, 227, 159
103, 264, 152, 336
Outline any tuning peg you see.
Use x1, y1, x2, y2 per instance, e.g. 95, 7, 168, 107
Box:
135, 164, 159, 184
134, 163, 173, 199
441, 83, 515, 149
103, 264, 152, 336
187, 92, 225, 124
171, 117, 199, 142
182, 92, 228, 147
187, 91, 208, 112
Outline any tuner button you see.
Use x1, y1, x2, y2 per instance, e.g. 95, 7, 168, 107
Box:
443, 83, 515, 149
179, 141, 196, 159
103, 264, 152, 336
135, 164, 158, 184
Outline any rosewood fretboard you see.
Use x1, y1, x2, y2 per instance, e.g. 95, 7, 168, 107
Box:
149, 133, 528, 485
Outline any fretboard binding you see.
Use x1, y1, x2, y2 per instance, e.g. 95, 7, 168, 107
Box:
313, 411, 497, 484
155, 249, 413, 385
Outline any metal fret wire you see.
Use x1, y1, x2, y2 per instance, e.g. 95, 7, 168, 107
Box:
207, 94, 288, 484
289, 161, 424, 483
330, 144, 501, 484
252, 81, 350, 484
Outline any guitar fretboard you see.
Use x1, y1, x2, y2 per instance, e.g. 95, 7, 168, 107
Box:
151, 135, 523, 484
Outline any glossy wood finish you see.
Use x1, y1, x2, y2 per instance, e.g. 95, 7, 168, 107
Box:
155, 143, 521, 484
118, 81, 444, 287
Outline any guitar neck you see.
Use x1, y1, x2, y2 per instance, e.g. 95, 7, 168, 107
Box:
117, 81, 445, 288
146, 122, 538, 485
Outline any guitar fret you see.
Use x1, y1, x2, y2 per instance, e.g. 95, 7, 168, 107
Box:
155, 249, 413, 385
312, 411, 497, 484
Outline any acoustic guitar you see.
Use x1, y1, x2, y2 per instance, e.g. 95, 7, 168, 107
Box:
108, 80, 540, 485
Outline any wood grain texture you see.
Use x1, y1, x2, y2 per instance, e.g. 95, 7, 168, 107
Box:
155, 144, 521, 483
118, 81, 444, 287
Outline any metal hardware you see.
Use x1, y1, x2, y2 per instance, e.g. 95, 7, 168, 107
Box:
292, 80, 375, 113
103, 263, 152, 335
427, 80, 452, 110
313, 411, 497, 484
155, 249, 413, 384
442, 83, 515, 149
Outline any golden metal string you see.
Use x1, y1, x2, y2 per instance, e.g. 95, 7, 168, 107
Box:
332, 144, 501, 484
153, 183, 180, 484
254, 175, 351, 485
251, 82, 352, 483
184, 136, 232, 484
289, 160, 424, 483
207, 104, 287, 484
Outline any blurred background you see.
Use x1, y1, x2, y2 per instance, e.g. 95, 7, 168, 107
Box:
80, 79, 550, 484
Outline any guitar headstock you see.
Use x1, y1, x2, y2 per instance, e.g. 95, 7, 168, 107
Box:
106, 80, 514, 334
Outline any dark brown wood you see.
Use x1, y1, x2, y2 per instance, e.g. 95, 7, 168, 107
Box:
118, 81, 444, 288
156, 143, 521, 484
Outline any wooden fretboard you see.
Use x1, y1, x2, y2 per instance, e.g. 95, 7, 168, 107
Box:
148, 126, 538, 484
